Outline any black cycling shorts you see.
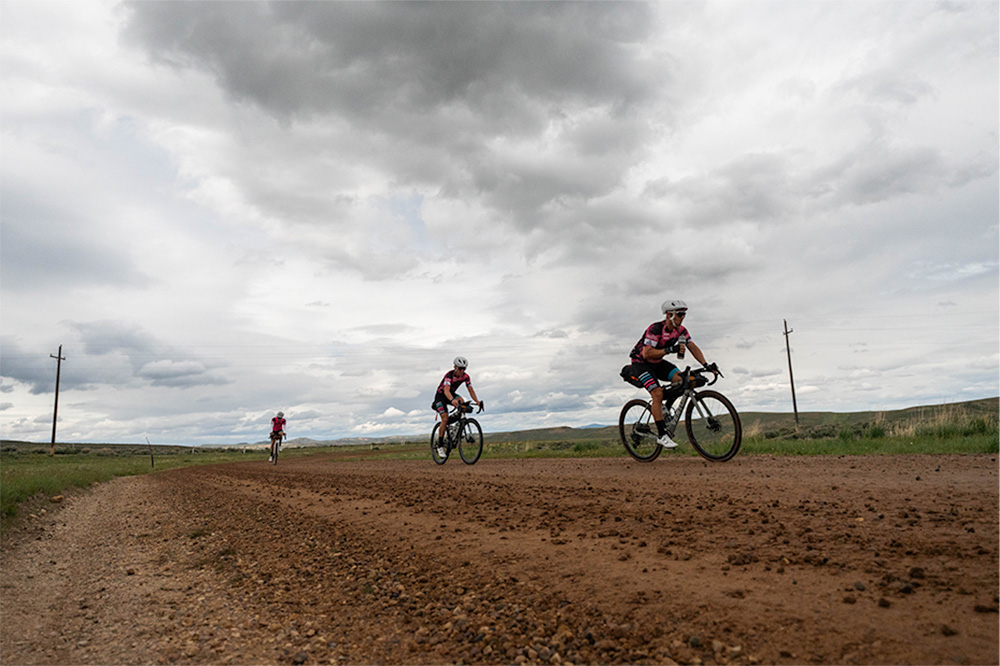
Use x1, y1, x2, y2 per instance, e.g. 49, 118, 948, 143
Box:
629, 361, 678, 393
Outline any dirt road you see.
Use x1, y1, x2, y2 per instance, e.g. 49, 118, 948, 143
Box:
2, 453, 997, 665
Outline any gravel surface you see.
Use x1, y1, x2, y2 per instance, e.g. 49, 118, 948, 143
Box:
2, 452, 997, 665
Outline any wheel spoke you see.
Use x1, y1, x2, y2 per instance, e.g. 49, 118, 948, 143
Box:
459, 419, 483, 465
619, 399, 661, 462
685, 391, 741, 462
430, 424, 448, 465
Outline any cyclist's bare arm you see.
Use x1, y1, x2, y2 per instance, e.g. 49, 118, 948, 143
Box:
641, 345, 668, 362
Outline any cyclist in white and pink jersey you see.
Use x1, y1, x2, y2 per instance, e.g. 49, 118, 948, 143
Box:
432, 357, 482, 451
626, 300, 717, 449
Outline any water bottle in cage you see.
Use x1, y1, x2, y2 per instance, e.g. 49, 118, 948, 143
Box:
677, 335, 688, 359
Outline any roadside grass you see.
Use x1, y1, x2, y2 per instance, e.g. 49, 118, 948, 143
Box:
0, 447, 256, 533
2, 401, 996, 532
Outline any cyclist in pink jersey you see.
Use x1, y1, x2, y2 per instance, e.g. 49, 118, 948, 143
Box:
269, 411, 286, 462
432, 357, 482, 454
626, 300, 717, 449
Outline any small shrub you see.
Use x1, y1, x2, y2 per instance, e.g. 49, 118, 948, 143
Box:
865, 424, 887, 439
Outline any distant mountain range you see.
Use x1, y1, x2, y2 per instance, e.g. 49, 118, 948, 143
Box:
200, 425, 623, 449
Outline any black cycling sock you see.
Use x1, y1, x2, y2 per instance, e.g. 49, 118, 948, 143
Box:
655, 419, 666, 436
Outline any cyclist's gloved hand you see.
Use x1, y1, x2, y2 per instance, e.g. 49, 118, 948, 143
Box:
704, 362, 719, 374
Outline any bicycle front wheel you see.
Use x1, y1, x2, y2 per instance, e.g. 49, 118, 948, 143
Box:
430, 424, 448, 465
619, 399, 661, 462
458, 418, 483, 465
684, 390, 742, 462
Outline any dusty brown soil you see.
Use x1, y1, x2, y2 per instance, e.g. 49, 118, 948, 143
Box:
1, 453, 997, 666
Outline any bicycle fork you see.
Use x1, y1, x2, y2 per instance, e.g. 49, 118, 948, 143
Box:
674, 391, 722, 435
447, 419, 476, 447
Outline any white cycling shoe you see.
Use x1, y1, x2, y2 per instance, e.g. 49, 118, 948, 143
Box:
657, 433, 679, 449
436, 447, 447, 458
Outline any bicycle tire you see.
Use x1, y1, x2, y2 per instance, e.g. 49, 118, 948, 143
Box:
684, 390, 742, 462
619, 399, 662, 462
458, 418, 483, 465
430, 423, 449, 465
272, 443, 279, 465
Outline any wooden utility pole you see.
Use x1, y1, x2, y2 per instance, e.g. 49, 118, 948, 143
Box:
50, 345, 65, 455
783, 320, 799, 426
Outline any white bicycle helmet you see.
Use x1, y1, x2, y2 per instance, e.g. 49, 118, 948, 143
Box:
453, 356, 468, 369
661, 299, 688, 314
276, 411, 284, 418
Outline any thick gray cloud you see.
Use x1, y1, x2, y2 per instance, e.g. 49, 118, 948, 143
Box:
119, 1, 670, 269
123, 2, 660, 121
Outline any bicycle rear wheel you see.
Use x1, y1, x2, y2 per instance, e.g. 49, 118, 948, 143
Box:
458, 418, 483, 465
430, 424, 449, 465
619, 399, 661, 462
684, 390, 742, 462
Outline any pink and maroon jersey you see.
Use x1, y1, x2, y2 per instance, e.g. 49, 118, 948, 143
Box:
436, 370, 472, 396
629, 321, 691, 363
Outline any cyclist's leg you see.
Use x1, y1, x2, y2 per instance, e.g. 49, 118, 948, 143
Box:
649, 386, 665, 422
634, 362, 675, 436
432, 396, 449, 440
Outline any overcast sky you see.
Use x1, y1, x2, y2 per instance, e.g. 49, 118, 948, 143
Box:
1, 1, 997, 446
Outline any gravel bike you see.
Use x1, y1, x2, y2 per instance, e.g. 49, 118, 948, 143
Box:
431, 401, 484, 465
269, 432, 283, 465
619, 365, 741, 462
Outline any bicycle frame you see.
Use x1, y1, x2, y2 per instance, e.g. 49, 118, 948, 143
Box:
662, 368, 713, 433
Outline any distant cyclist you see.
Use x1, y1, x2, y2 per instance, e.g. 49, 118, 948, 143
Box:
627, 300, 717, 449
432, 357, 482, 457
269, 411, 286, 462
